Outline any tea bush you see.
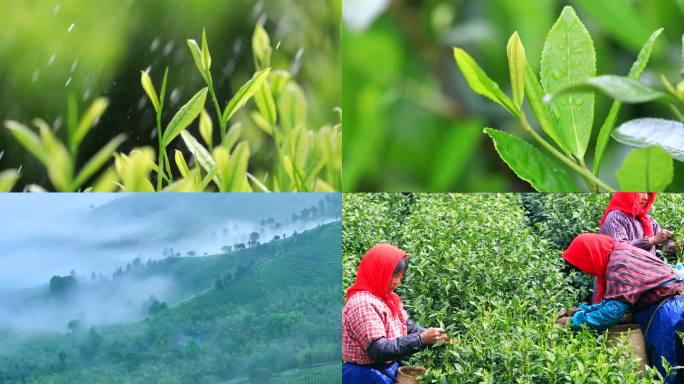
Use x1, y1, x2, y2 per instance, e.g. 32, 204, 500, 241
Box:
342, 193, 670, 383
454, 5, 684, 192
2, 25, 341, 192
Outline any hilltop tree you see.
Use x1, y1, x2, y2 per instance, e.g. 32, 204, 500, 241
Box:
67, 319, 82, 333
222, 245, 232, 254
49, 275, 78, 297
249, 232, 260, 247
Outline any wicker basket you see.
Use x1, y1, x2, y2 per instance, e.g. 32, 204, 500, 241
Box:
396, 366, 426, 384
607, 323, 647, 373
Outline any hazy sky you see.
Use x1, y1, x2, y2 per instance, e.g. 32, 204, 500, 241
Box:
0, 193, 336, 291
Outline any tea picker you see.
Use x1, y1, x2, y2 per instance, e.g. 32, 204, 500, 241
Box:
557, 233, 684, 384
342, 244, 450, 384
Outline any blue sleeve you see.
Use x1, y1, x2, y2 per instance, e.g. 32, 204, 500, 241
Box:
571, 300, 630, 332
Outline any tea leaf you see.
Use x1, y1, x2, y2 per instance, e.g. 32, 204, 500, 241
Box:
254, 80, 277, 127
252, 24, 272, 70
524, 63, 568, 154
279, 82, 308, 133
0, 169, 19, 192
213, 143, 251, 192
616, 146, 673, 191
453, 48, 518, 116
4, 120, 49, 164
163, 87, 208, 147
594, 29, 664, 174
484, 128, 580, 192
37, 120, 73, 191
555, 75, 668, 104
507, 32, 526, 109
222, 68, 271, 127
201, 28, 212, 71
612, 118, 684, 161
541, 6, 596, 159
141, 70, 160, 114
72, 134, 126, 189
180, 130, 216, 175
72, 98, 109, 152
160, 67, 169, 110
222, 123, 242, 152
187, 39, 204, 74
89, 168, 118, 192
199, 109, 213, 148
114, 148, 155, 192
174, 149, 191, 178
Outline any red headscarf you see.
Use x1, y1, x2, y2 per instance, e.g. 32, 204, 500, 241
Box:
599, 193, 656, 237
346, 243, 407, 318
563, 233, 615, 303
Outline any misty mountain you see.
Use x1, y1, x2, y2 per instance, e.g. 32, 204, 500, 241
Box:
0, 221, 342, 384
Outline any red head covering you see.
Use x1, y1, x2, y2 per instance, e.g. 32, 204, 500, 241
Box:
346, 243, 407, 318
563, 233, 615, 303
599, 193, 656, 237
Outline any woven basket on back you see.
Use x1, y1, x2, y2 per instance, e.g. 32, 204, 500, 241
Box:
396, 366, 426, 384
607, 323, 647, 374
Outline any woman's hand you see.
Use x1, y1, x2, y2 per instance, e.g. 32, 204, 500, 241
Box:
556, 316, 572, 326
419, 327, 447, 345
650, 229, 673, 246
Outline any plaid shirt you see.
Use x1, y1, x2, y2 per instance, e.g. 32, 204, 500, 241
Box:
599, 209, 660, 254
605, 244, 683, 309
342, 291, 408, 364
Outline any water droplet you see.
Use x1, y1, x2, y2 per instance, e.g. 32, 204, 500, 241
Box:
170, 88, 181, 105
31, 69, 40, 82
150, 128, 157, 139
70, 60, 79, 73
0, 150, 4, 161
291, 48, 304, 75
137, 95, 147, 111
552, 70, 562, 80
275, 41, 282, 50
543, 94, 552, 104
550, 105, 561, 120
83, 89, 91, 101
150, 38, 160, 52
48, 53, 56, 66
54, 4, 61, 14
67, 23, 75, 33
65, 77, 72, 87
163, 40, 175, 56
574, 97, 584, 106
54, 116, 63, 131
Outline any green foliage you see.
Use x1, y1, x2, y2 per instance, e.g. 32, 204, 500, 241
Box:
0, 222, 341, 383
616, 146, 674, 192
343, 193, 668, 382
453, 5, 684, 191
2, 25, 340, 192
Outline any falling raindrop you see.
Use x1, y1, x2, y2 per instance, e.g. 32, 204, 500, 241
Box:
275, 41, 282, 50
144, 65, 151, 74
83, 89, 92, 101
70, 60, 79, 73
48, 53, 56, 66
0, 150, 4, 161
170, 88, 181, 105
67, 23, 75, 33
65, 77, 72, 87
31, 69, 40, 82
54, 4, 61, 14
150, 128, 157, 139
150, 38, 160, 52
163, 40, 175, 56
137, 95, 147, 111
291, 48, 304, 75
54, 116, 63, 132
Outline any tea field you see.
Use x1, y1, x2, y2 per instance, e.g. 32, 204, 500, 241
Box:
343, 193, 684, 383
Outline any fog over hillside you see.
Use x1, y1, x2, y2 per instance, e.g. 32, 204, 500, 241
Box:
0, 193, 341, 331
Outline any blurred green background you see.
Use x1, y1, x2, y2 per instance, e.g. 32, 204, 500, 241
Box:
0, 0, 340, 189
343, 0, 684, 192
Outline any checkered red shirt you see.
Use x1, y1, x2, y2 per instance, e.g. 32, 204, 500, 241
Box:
605, 244, 683, 309
342, 291, 408, 364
